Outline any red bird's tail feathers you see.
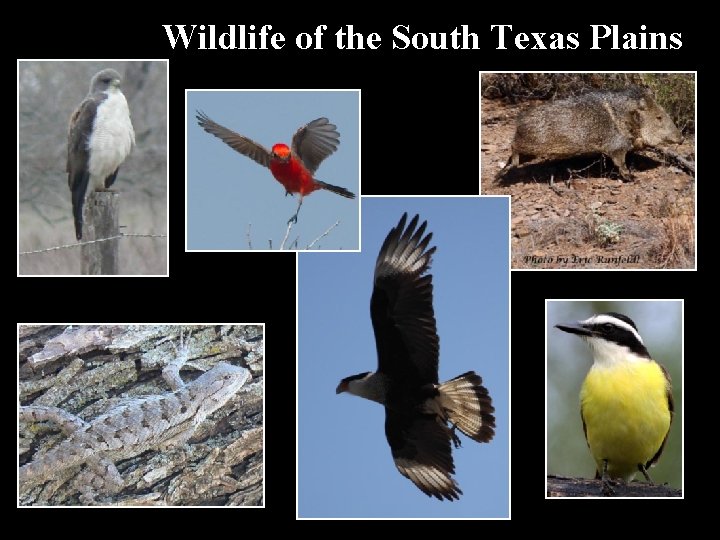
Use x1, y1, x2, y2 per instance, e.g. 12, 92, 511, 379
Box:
315, 180, 356, 199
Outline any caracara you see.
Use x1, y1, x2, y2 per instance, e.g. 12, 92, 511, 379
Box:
336, 213, 495, 501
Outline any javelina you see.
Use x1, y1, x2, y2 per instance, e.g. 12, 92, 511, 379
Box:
501, 87, 683, 181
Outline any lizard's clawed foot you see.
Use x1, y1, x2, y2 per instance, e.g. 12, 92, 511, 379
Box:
172, 328, 193, 361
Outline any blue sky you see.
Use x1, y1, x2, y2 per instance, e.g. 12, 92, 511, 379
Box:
547, 300, 683, 488
186, 90, 359, 250
298, 197, 510, 518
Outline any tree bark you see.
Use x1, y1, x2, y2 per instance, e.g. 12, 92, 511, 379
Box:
19, 324, 263, 506
547, 475, 682, 498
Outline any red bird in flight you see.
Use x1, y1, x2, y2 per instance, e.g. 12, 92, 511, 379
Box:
196, 112, 356, 224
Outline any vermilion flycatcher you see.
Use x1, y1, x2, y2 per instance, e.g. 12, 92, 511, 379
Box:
197, 112, 355, 224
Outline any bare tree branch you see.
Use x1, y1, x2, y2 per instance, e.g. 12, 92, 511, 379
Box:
307, 220, 340, 249
547, 475, 681, 498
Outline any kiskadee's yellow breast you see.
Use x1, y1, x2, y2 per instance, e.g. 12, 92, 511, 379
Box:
580, 359, 671, 480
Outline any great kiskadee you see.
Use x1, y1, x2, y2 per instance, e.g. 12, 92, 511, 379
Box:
555, 312, 674, 495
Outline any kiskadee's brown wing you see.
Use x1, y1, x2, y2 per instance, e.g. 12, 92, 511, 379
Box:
645, 363, 674, 469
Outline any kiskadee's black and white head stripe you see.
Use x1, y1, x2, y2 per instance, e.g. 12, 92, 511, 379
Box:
555, 312, 651, 362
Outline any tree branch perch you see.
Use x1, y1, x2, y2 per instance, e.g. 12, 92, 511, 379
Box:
547, 475, 682, 497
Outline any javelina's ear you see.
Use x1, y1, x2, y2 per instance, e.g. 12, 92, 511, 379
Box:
637, 97, 648, 110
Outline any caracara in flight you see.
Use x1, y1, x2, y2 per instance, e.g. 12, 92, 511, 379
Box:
336, 213, 495, 501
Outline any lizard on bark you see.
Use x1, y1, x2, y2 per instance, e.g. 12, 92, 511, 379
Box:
19, 329, 251, 505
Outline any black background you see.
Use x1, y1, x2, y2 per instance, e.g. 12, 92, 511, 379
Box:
17, 20, 699, 523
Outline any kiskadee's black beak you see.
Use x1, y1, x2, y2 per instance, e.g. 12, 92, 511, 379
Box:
555, 322, 592, 337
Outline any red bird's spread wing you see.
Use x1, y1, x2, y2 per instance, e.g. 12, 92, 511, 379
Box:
196, 111, 273, 168
291, 117, 340, 174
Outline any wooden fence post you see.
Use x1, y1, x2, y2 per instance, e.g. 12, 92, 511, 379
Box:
81, 191, 120, 275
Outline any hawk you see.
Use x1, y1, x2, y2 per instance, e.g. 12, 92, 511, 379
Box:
67, 69, 135, 240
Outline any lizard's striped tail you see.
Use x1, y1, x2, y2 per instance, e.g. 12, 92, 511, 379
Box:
20, 442, 93, 487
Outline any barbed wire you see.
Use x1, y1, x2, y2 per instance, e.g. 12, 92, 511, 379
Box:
19, 233, 167, 256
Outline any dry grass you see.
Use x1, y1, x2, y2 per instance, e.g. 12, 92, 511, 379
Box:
647, 197, 695, 268
481, 73, 645, 101
642, 73, 696, 133
510, 193, 694, 270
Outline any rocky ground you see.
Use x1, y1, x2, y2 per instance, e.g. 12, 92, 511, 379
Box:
480, 98, 695, 269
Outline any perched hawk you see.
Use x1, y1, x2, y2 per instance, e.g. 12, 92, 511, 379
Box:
67, 69, 135, 240
336, 213, 496, 501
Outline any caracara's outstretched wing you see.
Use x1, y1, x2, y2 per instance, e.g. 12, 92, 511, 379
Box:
386, 410, 461, 501
371, 213, 438, 385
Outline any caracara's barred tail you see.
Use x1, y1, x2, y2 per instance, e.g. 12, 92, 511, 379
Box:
315, 180, 356, 199
438, 371, 495, 443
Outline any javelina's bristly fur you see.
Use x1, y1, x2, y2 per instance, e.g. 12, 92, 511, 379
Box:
500, 87, 683, 181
